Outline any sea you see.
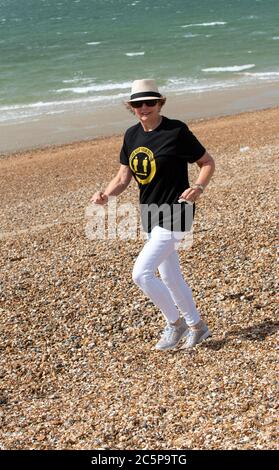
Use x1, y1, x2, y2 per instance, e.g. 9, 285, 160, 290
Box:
1, 0, 279, 151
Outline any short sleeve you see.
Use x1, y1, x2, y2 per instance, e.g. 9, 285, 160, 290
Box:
177, 124, 206, 163
119, 137, 129, 165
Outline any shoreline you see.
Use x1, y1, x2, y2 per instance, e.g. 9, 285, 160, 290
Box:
1, 104, 278, 161
1, 80, 279, 156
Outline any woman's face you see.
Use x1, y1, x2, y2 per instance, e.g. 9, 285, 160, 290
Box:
133, 101, 162, 123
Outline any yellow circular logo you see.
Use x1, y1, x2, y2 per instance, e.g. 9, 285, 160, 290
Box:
129, 146, 156, 185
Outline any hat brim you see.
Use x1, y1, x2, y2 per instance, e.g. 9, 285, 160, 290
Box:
128, 95, 163, 103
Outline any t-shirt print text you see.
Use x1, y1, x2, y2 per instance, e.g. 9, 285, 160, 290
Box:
129, 146, 156, 185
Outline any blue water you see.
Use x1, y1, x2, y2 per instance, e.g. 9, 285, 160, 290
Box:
0, 0, 279, 124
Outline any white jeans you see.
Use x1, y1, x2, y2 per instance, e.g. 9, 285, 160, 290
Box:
132, 225, 200, 326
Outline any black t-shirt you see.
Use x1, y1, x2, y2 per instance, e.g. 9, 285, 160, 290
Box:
120, 116, 206, 232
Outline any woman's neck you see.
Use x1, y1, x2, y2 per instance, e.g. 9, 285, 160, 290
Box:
141, 115, 162, 132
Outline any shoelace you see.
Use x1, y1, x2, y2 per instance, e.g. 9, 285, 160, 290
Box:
162, 324, 177, 339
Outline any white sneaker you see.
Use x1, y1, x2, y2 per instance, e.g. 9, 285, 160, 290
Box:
155, 318, 189, 351
181, 321, 211, 349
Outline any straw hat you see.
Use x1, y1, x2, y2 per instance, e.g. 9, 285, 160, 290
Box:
128, 79, 162, 102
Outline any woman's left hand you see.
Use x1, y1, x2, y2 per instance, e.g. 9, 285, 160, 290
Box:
179, 186, 203, 204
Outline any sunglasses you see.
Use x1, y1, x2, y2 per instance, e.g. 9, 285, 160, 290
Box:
130, 99, 160, 109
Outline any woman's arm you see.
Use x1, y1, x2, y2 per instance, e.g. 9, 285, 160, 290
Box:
179, 151, 215, 203
91, 164, 132, 205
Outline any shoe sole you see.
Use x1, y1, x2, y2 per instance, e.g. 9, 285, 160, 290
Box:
179, 329, 212, 350
155, 329, 189, 351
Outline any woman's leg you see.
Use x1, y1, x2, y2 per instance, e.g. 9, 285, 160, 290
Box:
158, 250, 201, 327
132, 227, 182, 323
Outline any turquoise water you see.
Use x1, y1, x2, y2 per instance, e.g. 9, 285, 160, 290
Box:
0, 0, 279, 124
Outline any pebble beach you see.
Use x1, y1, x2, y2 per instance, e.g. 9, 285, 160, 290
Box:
0, 107, 278, 450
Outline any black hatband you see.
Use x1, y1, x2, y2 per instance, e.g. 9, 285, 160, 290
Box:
130, 91, 162, 100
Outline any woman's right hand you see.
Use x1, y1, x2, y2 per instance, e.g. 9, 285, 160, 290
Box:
91, 191, 108, 205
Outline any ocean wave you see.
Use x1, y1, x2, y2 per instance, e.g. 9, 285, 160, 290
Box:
62, 78, 95, 84
240, 15, 258, 20
56, 81, 132, 94
181, 21, 227, 28
164, 78, 236, 94
0, 93, 129, 123
0, 94, 128, 112
250, 31, 266, 36
184, 33, 200, 38
272, 36, 279, 40
125, 52, 145, 56
86, 42, 101, 45
202, 64, 255, 72
241, 72, 279, 80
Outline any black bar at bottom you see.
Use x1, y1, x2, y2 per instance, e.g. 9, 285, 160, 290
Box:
0, 450, 276, 467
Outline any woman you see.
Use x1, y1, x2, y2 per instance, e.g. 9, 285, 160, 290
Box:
91, 79, 215, 351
